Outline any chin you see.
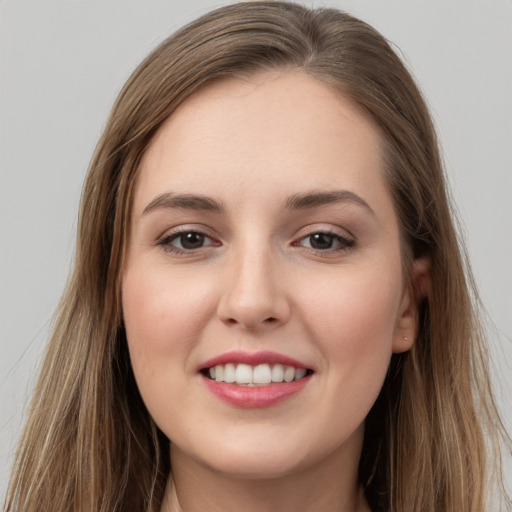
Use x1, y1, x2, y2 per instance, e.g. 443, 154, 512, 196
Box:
173, 434, 313, 481
205, 452, 309, 481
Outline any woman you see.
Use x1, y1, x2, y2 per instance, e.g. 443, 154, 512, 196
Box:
5, 2, 510, 511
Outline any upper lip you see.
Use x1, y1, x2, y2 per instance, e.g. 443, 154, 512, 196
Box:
199, 350, 310, 371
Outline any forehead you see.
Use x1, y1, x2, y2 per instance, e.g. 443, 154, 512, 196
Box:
134, 71, 389, 216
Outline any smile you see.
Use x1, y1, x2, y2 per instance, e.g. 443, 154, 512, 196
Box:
205, 363, 310, 386
199, 351, 314, 408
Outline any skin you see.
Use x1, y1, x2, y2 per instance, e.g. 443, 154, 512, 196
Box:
122, 71, 422, 512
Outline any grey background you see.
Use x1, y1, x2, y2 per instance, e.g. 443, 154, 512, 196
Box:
1, 0, 511, 501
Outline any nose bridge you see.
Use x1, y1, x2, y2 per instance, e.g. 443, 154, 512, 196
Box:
217, 237, 289, 329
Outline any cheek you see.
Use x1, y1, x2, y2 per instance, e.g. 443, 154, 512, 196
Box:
121, 264, 214, 395
123, 264, 207, 343
298, 262, 402, 392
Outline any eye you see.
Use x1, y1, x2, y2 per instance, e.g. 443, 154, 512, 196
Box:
159, 230, 217, 252
298, 232, 354, 252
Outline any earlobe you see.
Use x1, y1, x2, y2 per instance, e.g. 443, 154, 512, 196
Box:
392, 256, 431, 353
393, 335, 414, 353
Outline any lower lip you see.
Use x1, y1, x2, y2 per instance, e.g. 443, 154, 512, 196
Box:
202, 375, 311, 408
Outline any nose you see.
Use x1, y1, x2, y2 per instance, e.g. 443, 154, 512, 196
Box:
216, 246, 290, 330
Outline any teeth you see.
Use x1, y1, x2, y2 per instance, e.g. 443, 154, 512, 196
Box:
284, 366, 295, 382
206, 363, 309, 385
235, 364, 252, 384
224, 363, 236, 383
294, 368, 307, 380
271, 364, 284, 382
253, 364, 272, 384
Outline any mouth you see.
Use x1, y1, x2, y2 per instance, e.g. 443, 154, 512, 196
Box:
198, 351, 314, 407
200, 363, 314, 386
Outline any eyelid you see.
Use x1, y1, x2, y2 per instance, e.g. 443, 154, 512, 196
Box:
293, 223, 354, 240
291, 224, 356, 253
155, 223, 355, 256
157, 225, 221, 253
157, 223, 218, 241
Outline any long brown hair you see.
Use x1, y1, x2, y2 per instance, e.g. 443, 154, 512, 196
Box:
5, 2, 509, 511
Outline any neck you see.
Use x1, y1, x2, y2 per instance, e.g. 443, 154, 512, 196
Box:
160, 442, 370, 512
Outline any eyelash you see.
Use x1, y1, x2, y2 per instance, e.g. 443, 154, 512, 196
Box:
157, 229, 355, 255
158, 228, 219, 255
293, 231, 355, 254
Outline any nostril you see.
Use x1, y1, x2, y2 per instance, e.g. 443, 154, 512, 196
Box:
223, 316, 278, 327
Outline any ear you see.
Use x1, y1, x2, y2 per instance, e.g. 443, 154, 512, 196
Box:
392, 256, 431, 353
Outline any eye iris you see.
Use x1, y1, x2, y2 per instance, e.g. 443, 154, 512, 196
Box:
310, 233, 334, 249
181, 232, 205, 249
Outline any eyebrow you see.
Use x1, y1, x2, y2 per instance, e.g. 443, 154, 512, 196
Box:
283, 190, 375, 216
142, 193, 224, 215
142, 189, 375, 217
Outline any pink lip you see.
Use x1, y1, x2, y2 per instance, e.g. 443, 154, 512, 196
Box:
198, 350, 312, 409
199, 350, 309, 370
202, 375, 311, 409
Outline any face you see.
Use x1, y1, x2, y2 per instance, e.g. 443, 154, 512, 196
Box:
122, 72, 417, 480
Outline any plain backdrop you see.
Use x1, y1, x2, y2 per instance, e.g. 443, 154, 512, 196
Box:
1, 0, 511, 501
